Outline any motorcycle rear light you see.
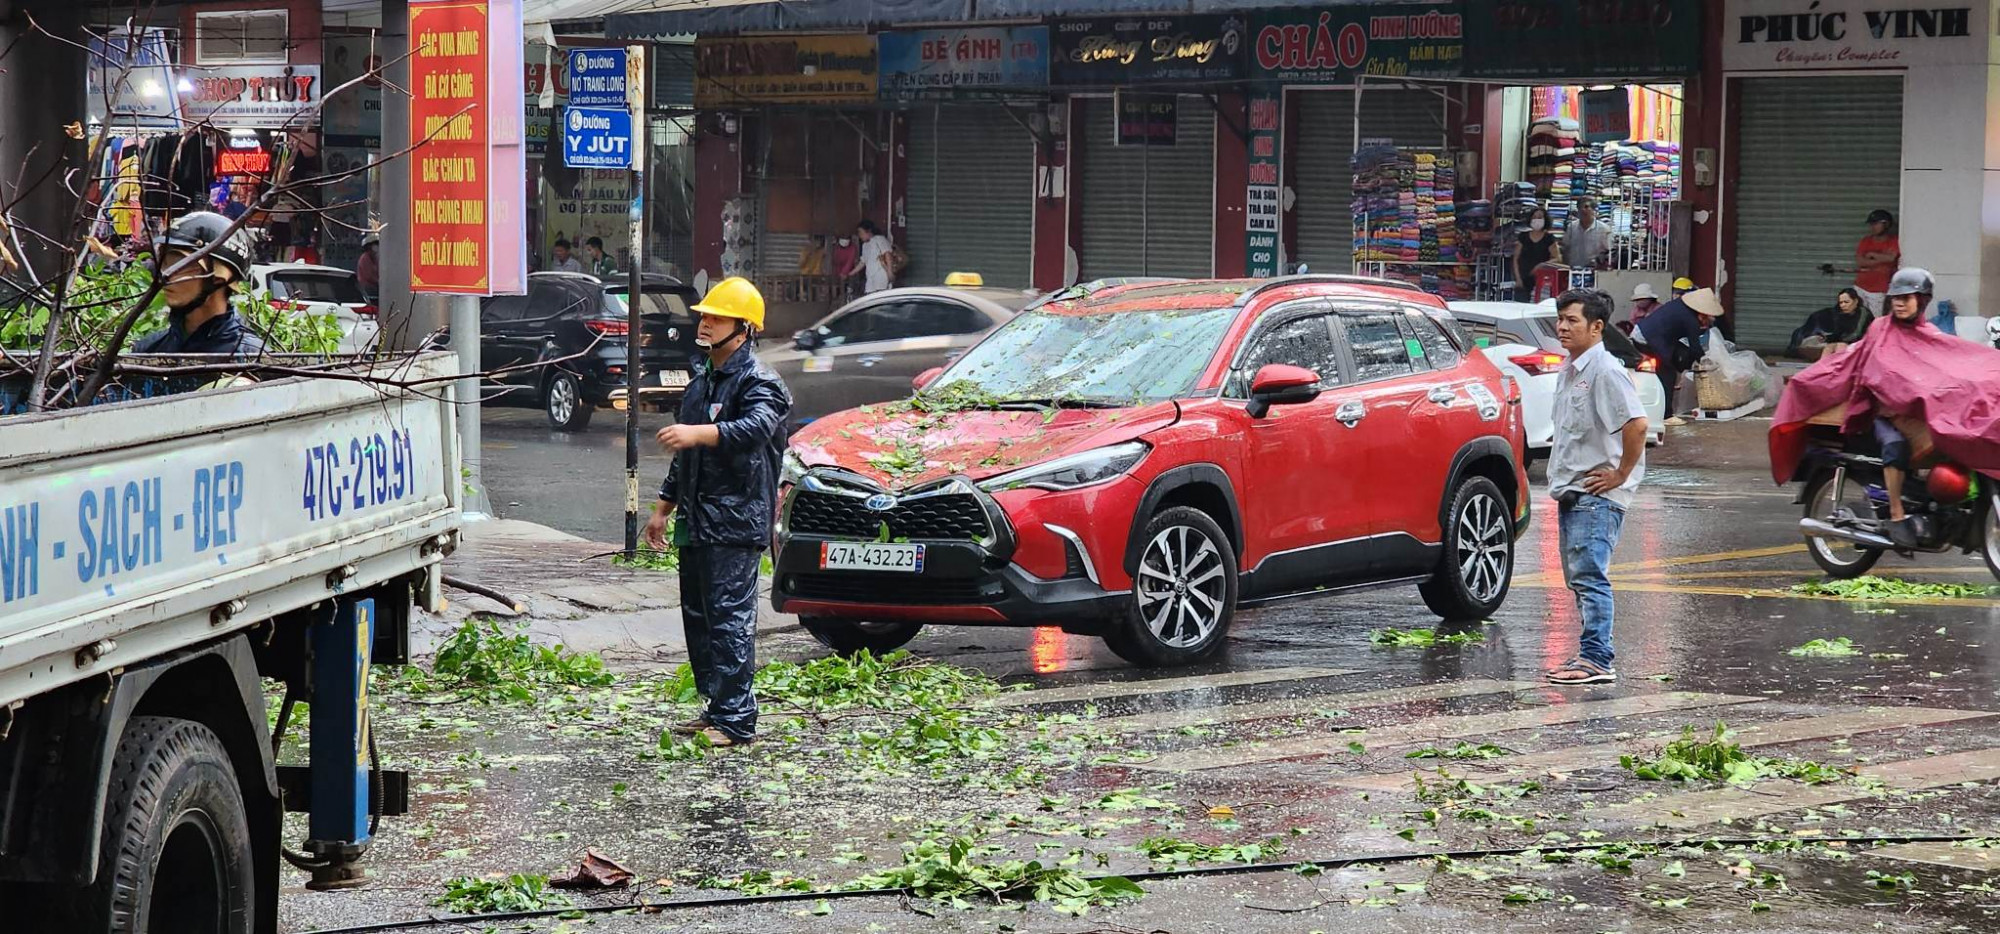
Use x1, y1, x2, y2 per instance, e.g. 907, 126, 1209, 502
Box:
585, 319, 630, 337
1508, 352, 1566, 376
1637, 354, 1659, 373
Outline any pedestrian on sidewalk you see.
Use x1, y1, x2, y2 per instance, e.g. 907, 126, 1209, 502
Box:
1546, 288, 1647, 686
644, 276, 792, 746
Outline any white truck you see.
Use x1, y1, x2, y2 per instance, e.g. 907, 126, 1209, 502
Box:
0, 353, 463, 933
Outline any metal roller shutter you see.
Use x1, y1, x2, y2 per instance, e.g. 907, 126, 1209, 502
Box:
905, 104, 1037, 289
1292, 89, 1447, 274
1076, 97, 1216, 279
1732, 76, 1903, 351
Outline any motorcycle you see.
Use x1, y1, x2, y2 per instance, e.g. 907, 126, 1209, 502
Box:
1792, 422, 2000, 580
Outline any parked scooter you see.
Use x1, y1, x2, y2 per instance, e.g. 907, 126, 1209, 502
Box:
1789, 422, 2000, 580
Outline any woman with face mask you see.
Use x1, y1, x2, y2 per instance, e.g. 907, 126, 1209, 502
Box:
1515, 206, 1563, 299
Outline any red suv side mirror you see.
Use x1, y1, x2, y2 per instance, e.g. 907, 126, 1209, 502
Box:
914, 366, 945, 390
1246, 363, 1321, 419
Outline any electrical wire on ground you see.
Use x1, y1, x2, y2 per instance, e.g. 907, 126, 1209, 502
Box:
296, 830, 1999, 934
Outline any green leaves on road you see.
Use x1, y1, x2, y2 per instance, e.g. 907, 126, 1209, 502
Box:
392, 619, 614, 702
1787, 637, 1861, 658
1369, 627, 1484, 648
434, 874, 572, 914
847, 835, 1144, 917
1406, 742, 1509, 760
1138, 836, 1285, 866
1792, 576, 1999, 600
1621, 722, 1849, 786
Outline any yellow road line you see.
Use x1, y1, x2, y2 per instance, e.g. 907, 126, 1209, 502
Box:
1517, 577, 1998, 607
1516, 544, 1810, 586
1615, 567, 1996, 582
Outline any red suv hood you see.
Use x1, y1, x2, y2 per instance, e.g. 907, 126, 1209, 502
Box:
792, 401, 1179, 490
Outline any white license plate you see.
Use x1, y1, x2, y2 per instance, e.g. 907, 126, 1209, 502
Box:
659, 370, 690, 388
819, 541, 925, 573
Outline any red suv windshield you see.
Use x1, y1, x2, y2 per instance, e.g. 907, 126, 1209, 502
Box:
937, 304, 1237, 405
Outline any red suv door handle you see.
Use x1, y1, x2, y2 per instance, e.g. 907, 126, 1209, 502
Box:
1335, 400, 1366, 427
1427, 387, 1458, 406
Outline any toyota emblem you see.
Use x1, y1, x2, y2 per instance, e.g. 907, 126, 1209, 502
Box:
863, 494, 897, 512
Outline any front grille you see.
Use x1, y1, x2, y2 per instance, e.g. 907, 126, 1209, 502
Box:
785, 572, 997, 605
788, 489, 992, 541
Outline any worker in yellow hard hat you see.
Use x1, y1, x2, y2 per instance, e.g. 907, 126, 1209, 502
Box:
646, 276, 792, 747
1671, 277, 1695, 298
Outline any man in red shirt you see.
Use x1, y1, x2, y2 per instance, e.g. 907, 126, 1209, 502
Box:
1854, 209, 1900, 313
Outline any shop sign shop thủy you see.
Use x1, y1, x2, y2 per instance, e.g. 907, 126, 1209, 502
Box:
1463, 1, 1699, 80
1050, 14, 1247, 86
179, 65, 321, 128
694, 35, 877, 107
1722, 0, 1982, 70
879, 26, 1048, 99
1250, 6, 1462, 84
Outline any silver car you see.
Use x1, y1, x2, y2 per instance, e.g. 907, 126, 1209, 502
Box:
762, 284, 1035, 433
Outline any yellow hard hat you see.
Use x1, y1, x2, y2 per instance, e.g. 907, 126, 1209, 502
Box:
944, 271, 983, 288
691, 276, 766, 330
1672, 277, 1695, 291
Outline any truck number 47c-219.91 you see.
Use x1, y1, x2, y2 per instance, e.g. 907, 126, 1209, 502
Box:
303, 430, 418, 522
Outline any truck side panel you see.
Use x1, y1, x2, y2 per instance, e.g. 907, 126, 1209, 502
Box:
0, 355, 463, 709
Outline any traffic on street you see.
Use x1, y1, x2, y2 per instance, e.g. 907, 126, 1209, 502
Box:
6, 3, 2000, 934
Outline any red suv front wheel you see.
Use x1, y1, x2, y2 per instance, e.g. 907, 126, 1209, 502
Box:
1103, 506, 1240, 667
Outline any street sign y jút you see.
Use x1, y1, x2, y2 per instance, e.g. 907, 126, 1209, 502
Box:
561, 107, 633, 169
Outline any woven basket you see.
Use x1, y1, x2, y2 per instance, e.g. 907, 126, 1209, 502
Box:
1693, 368, 1751, 411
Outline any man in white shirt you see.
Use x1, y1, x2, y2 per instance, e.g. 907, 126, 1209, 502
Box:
1545, 288, 1647, 686
549, 238, 584, 274
844, 220, 894, 294
1563, 200, 1609, 271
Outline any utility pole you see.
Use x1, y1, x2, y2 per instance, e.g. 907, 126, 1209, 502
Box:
623, 45, 648, 555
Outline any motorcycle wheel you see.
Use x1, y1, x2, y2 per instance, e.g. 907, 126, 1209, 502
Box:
1805, 472, 1884, 579
1982, 487, 2000, 582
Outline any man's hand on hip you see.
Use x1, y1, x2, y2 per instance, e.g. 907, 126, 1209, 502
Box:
1582, 466, 1628, 496
657, 424, 720, 453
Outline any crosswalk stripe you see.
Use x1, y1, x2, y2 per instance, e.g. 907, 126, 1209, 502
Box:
1868, 842, 2000, 871
1057, 679, 1538, 738
1332, 706, 1996, 792
1132, 691, 1760, 772
981, 666, 1359, 709
1590, 746, 2000, 829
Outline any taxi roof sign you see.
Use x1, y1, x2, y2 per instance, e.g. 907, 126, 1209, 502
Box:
944, 272, 984, 288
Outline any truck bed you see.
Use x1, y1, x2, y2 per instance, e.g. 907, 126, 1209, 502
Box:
0, 353, 463, 707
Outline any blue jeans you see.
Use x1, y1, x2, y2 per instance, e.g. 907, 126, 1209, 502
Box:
1558, 494, 1626, 668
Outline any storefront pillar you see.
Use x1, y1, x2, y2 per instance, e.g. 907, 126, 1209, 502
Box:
1213, 91, 1249, 278
690, 114, 740, 284
1032, 120, 1069, 292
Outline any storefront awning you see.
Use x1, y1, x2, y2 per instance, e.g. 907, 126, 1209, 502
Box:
602, 0, 1423, 39
606, 0, 972, 39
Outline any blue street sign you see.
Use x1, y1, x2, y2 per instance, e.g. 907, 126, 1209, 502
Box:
562, 107, 633, 169
566, 47, 628, 109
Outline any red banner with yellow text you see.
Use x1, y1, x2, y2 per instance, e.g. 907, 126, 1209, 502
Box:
409, 0, 491, 294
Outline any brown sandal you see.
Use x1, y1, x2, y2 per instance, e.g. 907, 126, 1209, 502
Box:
1547, 658, 1617, 685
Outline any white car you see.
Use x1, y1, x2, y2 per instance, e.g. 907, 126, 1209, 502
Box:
248, 263, 380, 353
1448, 300, 1666, 460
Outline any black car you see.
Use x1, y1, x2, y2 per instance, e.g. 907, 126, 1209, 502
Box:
475, 272, 699, 431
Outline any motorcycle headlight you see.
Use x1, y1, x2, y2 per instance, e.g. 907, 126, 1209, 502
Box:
977, 441, 1149, 493
781, 449, 807, 486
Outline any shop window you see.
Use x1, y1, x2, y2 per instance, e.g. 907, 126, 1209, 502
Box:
195, 10, 288, 65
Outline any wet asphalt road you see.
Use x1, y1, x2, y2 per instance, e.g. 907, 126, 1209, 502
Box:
287, 415, 2000, 934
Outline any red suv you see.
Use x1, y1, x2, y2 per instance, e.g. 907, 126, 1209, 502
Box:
773, 277, 1530, 667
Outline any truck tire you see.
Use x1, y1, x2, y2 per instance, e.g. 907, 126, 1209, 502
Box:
56, 716, 255, 934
